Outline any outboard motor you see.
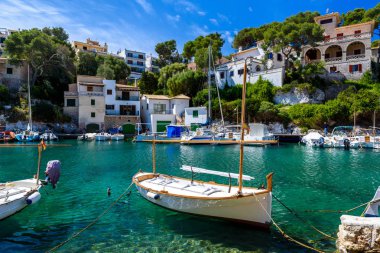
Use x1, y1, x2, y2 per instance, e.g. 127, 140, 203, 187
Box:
318, 137, 324, 148
45, 160, 61, 188
343, 139, 350, 150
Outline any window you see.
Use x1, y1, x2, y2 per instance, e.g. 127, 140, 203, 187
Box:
146, 104, 149, 110
354, 30, 361, 37
91, 112, 95, 117
107, 89, 112, 95
66, 99, 76, 107
337, 33, 343, 40
268, 52, 273, 60
255, 65, 261, 72
277, 53, 282, 61
330, 66, 337, 73
6, 68, 13, 75
193, 110, 198, 118
336, 51, 342, 57
138, 54, 144, 59
127, 60, 133, 64
127, 53, 133, 57
137, 61, 144, 66
91, 99, 95, 106
153, 104, 166, 113
324, 35, 330, 42
320, 18, 332, 24
106, 104, 114, 110
238, 69, 244, 75
349, 64, 362, 73
230, 71, 234, 77
87, 86, 93, 92
354, 49, 361, 55
83, 46, 87, 50
220, 72, 225, 79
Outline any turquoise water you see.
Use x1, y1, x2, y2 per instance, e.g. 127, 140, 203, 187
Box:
0, 141, 379, 252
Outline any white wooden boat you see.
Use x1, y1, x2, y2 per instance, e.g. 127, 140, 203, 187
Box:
0, 179, 41, 220
77, 133, 96, 141
301, 131, 324, 147
40, 131, 58, 141
133, 56, 273, 228
95, 132, 111, 141
111, 133, 124, 141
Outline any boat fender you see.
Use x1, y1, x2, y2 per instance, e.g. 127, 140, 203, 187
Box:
147, 192, 160, 200
344, 139, 350, 150
318, 137, 324, 147
26, 192, 41, 205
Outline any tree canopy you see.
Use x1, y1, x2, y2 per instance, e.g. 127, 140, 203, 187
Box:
166, 70, 206, 97
138, 71, 159, 94
341, 3, 380, 33
155, 40, 181, 67
158, 62, 187, 88
182, 33, 224, 68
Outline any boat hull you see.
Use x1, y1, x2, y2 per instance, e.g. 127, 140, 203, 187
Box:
134, 173, 272, 227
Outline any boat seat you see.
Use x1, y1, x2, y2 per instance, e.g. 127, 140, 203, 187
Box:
206, 189, 223, 196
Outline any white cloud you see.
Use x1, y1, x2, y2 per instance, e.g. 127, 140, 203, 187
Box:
166, 14, 180, 22
134, 0, 154, 15
217, 13, 231, 24
190, 24, 208, 36
248, 6, 253, 12
197, 11, 206, 16
209, 18, 218, 26
223, 31, 234, 44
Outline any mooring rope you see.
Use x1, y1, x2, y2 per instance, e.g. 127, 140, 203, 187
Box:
252, 192, 326, 253
303, 198, 380, 214
46, 181, 134, 253
272, 194, 336, 240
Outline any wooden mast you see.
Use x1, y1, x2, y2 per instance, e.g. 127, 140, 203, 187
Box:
238, 61, 248, 193
152, 138, 156, 173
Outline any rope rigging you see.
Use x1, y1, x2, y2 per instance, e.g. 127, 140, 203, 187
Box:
46, 182, 134, 253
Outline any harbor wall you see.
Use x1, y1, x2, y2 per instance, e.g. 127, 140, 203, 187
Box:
337, 215, 380, 252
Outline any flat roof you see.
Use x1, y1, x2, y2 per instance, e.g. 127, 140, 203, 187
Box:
143, 94, 170, 100
78, 82, 104, 86
116, 84, 140, 91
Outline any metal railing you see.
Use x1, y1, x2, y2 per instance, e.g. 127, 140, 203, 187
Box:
64, 91, 78, 96
346, 54, 366, 61
115, 96, 139, 101
325, 56, 342, 62
321, 32, 371, 44
78, 91, 104, 96
149, 109, 173, 115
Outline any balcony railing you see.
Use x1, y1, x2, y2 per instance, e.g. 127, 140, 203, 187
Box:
106, 111, 139, 116
325, 57, 342, 62
116, 96, 139, 101
64, 91, 78, 96
149, 109, 173, 115
346, 54, 366, 61
320, 32, 371, 44
78, 91, 104, 96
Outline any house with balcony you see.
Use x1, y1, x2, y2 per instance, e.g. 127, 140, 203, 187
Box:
118, 49, 146, 81
302, 13, 376, 80
215, 44, 285, 87
72, 38, 108, 56
63, 75, 141, 131
140, 94, 190, 133
103, 80, 140, 129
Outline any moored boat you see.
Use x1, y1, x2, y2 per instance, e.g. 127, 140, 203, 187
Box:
133, 55, 273, 228
0, 131, 16, 142
40, 130, 58, 141
95, 132, 111, 141
111, 133, 124, 141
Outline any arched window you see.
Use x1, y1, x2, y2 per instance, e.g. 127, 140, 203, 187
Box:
255, 65, 261, 72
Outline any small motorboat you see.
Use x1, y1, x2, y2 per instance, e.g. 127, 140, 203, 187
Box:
77, 133, 96, 141
95, 132, 111, 141
301, 130, 324, 147
111, 133, 124, 141
0, 131, 16, 142
15, 130, 40, 142
40, 130, 58, 141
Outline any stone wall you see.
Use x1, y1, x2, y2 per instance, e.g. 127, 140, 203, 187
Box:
274, 87, 325, 105
104, 115, 140, 130
337, 215, 380, 252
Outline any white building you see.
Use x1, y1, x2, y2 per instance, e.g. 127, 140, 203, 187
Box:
63, 75, 141, 131
0, 28, 17, 57
145, 54, 160, 73
118, 49, 146, 81
140, 94, 190, 133
184, 107, 208, 126
216, 44, 285, 87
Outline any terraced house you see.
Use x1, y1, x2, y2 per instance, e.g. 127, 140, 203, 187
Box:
302, 12, 377, 79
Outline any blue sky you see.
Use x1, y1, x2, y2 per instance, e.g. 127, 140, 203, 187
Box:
0, 0, 378, 56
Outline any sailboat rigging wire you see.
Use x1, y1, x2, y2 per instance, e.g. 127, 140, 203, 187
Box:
47, 181, 134, 252
272, 194, 336, 240
210, 46, 224, 127
252, 192, 326, 253
302, 198, 380, 214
